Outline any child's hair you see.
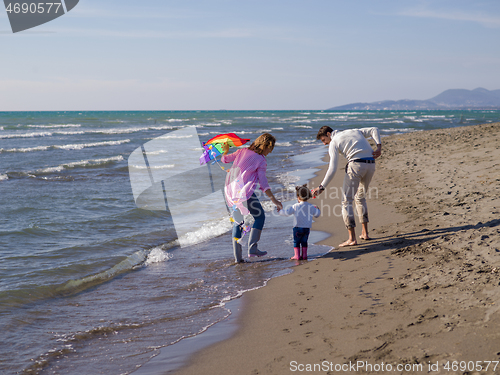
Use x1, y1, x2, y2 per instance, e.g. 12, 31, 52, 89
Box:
248, 133, 276, 155
296, 184, 312, 201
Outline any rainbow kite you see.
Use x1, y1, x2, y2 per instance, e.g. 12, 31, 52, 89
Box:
199, 133, 250, 166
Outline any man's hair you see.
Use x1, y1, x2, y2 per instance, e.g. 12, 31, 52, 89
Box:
316, 126, 333, 140
296, 184, 312, 201
249, 133, 276, 155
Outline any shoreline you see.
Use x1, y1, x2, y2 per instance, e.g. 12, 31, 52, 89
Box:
165, 123, 499, 374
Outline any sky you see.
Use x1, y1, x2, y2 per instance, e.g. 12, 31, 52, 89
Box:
1, 0, 500, 111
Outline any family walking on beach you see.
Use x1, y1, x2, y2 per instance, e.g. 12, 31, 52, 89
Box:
221, 126, 382, 263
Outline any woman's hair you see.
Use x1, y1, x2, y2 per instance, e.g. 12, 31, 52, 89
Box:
248, 133, 276, 155
316, 126, 333, 140
296, 184, 312, 201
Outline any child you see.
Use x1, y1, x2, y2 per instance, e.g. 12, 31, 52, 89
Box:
279, 184, 321, 260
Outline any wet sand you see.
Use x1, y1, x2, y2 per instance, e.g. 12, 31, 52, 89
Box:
172, 123, 500, 375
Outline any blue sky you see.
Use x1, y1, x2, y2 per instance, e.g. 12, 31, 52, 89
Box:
1, 0, 500, 110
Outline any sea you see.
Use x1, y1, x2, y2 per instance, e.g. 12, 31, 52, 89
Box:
1, 110, 499, 374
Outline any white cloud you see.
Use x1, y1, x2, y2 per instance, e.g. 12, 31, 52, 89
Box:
399, 8, 500, 28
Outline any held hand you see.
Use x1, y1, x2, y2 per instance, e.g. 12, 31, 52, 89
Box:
312, 187, 322, 197
274, 200, 283, 212
222, 143, 229, 154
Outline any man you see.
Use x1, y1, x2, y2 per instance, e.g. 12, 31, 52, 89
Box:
312, 126, 382, 247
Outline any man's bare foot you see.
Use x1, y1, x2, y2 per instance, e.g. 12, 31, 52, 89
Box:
359, 235, 371, 240
339, 239, 357, 247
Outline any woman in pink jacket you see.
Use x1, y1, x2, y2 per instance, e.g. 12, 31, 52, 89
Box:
222, 133, 283, 263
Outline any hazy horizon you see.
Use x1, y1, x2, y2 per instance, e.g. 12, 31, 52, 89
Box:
2, 0, 500, 111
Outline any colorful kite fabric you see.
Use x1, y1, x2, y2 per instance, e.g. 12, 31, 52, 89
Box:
199, 133, 250, 165
205, 133, 250, 148
199, 143, 223, 165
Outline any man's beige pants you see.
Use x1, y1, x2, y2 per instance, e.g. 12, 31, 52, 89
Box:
342, 162, 376, 228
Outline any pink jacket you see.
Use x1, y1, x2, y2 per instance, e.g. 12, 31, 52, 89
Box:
221, 148, 270, 214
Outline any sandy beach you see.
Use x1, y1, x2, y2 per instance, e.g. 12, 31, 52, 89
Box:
172, 123, 500, 375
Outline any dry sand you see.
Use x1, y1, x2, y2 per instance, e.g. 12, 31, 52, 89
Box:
174, 123, 500, 375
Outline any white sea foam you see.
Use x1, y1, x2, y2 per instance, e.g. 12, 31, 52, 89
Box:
57, 140, 130, 150
1, 140, 130, 153
0, 174, 8, 181
129, 164, 175, 170
0, 125, 180, 139
238, 116, 269, 120
290, 125, 313, 129
156, 134, 194, 140
1, 146, 50, 153
145, 247, 172, 265
37, 156, 124, 174
53, 130, 86, 136
272, 127, 284, 130
176, 217, 232, 248
27, 124, 81, 128
197, 123, 221, 127
39, 166, 65, 174
145, 149, 169, 156
275, 142, 292, 147
164, 119, 189, 123
0, 131, 53, 139
63, 156, 124, 168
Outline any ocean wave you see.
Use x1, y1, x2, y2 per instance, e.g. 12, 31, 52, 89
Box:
196, 122, 222, 127
164, 119, 190, 122
0, 131, 53, 139
290, 125, 313, 129
275, 142, 292, 147
129, 164, 175, 170
144, 149, 169, 156
1, 140, 130, 153
145, 246, 173, 265
36, 156, 124, 174
156, 134, 194, 140
0, 125, 180, 139
0, 244, 172, 312
176, 217, 232, 248
0, 173, 8, 181
57, 140, 130, 150
27, 124, 81, 128
237, 116, 270, 120
385, 120, 405, 124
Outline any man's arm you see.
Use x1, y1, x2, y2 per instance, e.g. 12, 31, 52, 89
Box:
359, 127, 382, 159
313, 142, 338, 196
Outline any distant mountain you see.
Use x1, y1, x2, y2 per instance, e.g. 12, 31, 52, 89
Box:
329, 88, 500, 110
